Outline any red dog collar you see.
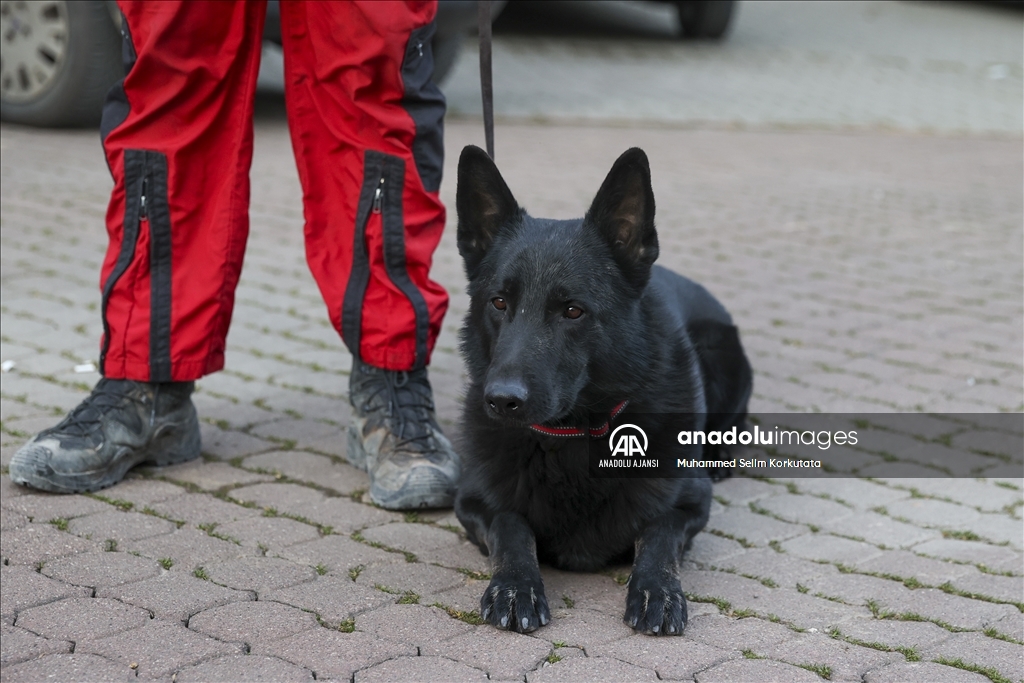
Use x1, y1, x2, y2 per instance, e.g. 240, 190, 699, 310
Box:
529, 400, 629, 438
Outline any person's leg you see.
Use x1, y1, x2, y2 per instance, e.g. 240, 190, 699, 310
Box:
10, 0, 266, 493
280, 0, 456, 509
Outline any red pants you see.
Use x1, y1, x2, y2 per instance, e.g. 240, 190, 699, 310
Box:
99, 1, 448, 381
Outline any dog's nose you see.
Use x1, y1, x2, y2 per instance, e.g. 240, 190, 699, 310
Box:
485, 381, 528, 417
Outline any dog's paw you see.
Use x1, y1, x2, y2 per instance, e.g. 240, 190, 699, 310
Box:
480, 573, 551, 633
623, 570, 687, 636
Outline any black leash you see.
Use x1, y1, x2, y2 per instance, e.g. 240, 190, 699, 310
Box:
478, 0, 494, 159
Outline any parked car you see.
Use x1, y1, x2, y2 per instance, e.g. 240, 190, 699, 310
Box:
0, 0, 499, 127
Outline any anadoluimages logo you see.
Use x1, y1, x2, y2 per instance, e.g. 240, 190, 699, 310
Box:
609, 424, 648, 457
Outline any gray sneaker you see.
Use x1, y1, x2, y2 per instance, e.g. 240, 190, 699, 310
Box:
9, 379, 200, 494
347, 359, 459, 510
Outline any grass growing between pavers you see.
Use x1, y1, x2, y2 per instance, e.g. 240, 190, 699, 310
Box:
826, 561, 1024, 615
826, 626, 921, 662
350, 530, 417, 563
374, 584, 420, 605
197, 522, 241, 546
796, 662, 833, 680
431, 602, 486, 625
707, 528, 756, 548
140, 506, 187, 528
934, 657, 1013, 683
86, 493, 134, 511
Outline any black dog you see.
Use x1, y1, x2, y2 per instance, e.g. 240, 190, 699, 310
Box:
453, 145, 752, 636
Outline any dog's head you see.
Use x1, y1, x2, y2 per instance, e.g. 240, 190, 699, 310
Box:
456, 145, 659, 426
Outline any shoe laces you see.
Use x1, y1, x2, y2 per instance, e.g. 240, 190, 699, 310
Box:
57, 379, 152, 438
358, 369, 436, 449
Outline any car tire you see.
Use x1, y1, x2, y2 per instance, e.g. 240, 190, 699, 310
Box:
1, 0, 122, 127
676, 0, 735, 40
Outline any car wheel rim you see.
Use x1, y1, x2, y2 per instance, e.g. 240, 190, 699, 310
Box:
1, 0, 69, 104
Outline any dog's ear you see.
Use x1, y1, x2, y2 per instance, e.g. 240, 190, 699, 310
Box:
457, 145, 520, 277
585, 148, 658, 289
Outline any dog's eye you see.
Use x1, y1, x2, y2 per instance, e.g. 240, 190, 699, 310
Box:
491, 297, 507, 311
564, 305, 583, 319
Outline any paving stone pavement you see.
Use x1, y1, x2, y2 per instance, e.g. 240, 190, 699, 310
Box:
2, 3, 1023, 679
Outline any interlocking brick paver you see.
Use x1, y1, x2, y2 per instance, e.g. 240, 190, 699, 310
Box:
950, 570, 1024, 605
250, 419, 342, 448
0, 565, 91, 622
911, 538, 1023, 574
538, 568, 628, 616
784, 478, 911, 511
901, 478, 1023, 513
78, 619, 243, 679
253, 629, 415, 681
423, 627, 554, 680
157, 460, 275, 491
886, 498, 983, 528
227, 482, 326, 511
215, 516, 321, 550
863, 661, 993, 683
0, 622, 72, 666
952, 513, 1024, 550
204, 556, 318, 595
755, 495, 856, 525
686, 613, 800, 652
127, 527, 251, 571
688, 532, 749, 565
147, 492, 262, 526
359, 522, 463, 553
780, 533, 885, 565
712, 547, 841, 590
989, 613, 1024, 644
0, 522, 101, 566
854, 549, 978, 585
834, 618, 953, 650
289, 496, 399, 532
15, 597, 150, 642
279, 533, 402, 573
1, 492, 110, 521
355, 655, 488, 683
40, 551, 162, 589
876, 587, 1019, 631
356, 603, 473, 644
591, 635, 736, 680
802, 572, 914, 607
527, 656, 657, 683
705, 507, 807, 547
96, 571, 253, 623
694, 658, 824, 682
198, 422, 275, 460
761, 632, 902, 680
188, 600, 319, 644
97, 477, 187, 507
0, 508, 29, 531
528, 608, 634, 651
263, 575, 393, 627
923, 631, 1024, 681
175, 654, 315, 682
242, 450, 368, 495
423, 579, 491, 617
356, 560, 465, 595
820, 511, 941, 548
0, 653, 134, 682
67, 510, 177, 544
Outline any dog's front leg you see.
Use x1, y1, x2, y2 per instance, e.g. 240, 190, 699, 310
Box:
624, 507, 707, 636
480, 511, 551, 633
